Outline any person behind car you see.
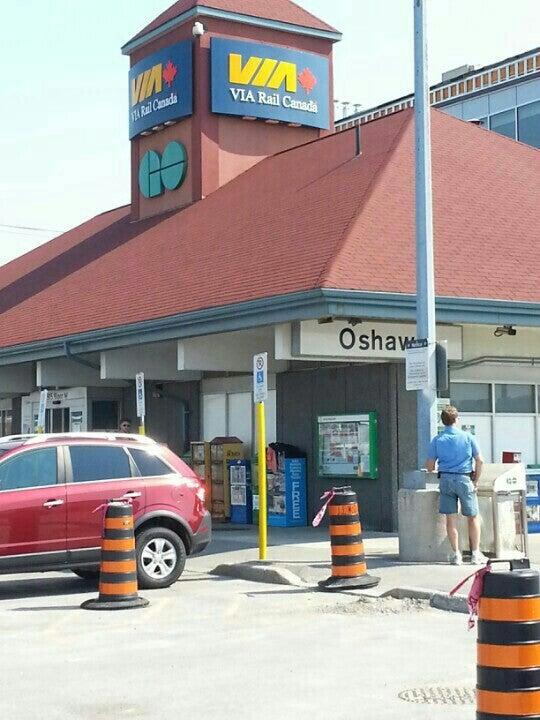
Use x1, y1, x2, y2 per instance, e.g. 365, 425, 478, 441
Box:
119, 417, 132, 433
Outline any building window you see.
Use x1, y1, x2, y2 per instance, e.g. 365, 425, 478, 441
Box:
494, 384, 535, 413
450, 383, 492, 413
490, 109, 516, 139
518, 100, 540, 148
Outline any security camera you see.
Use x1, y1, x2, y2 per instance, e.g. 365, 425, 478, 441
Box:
192, 21, 205, 36
494, 325, 517, 337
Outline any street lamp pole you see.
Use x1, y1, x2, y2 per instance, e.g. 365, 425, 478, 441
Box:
414, 0, 437, 468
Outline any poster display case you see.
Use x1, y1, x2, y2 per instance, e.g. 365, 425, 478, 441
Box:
317, 413, 378, 479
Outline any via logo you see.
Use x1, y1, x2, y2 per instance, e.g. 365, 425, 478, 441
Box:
138, 141, 188, 199
229, 53, 317, 94
131, 59, 178, 107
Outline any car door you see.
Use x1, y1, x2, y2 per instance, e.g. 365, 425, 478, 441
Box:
0, 446, 67, 570
65, 444, 146, 554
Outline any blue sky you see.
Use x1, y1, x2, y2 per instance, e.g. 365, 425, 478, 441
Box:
1, 0, 539, 265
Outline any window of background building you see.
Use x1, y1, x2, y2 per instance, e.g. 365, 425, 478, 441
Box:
490, 109, 516, 139
518, 100, 540, 148
450, 383, 492, 412
494, 384, 535, 413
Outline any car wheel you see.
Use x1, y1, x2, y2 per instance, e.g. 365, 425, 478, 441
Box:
136, 527, 186, 589
72, 568, 100, 583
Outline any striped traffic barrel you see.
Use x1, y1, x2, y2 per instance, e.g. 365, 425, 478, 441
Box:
477, 559, 540, 719
81, 502, 149, 611
318, 486, 379, 591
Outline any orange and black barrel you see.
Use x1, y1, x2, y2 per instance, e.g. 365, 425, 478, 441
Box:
318, 486, 379, 592
477, 559, 540, 719
81, 502, 149, 611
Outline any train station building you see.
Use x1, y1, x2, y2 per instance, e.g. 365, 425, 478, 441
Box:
0, 0, 539, 530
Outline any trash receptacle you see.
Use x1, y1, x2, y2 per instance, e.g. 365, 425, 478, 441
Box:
472, 463, 528, 558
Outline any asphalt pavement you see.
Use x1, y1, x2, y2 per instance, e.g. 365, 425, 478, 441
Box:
0, 525, 535, 719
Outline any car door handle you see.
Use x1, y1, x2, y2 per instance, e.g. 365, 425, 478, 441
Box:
43, 499, 64, 508
121, 491, 142, 499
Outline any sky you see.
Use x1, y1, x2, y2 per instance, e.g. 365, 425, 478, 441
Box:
1, 0, 539, 266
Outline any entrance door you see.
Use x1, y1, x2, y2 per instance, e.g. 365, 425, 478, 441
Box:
47, 408, 70, 433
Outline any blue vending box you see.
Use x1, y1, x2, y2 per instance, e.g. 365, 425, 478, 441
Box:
268, 458, 307, 527
229, 460, 252, 524
526, 466, 540, 533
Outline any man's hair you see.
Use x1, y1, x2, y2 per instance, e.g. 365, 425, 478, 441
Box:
120, 417, 131, 425
441, 405, 458, 426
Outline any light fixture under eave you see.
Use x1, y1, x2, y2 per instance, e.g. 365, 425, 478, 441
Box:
494, 325, 517, 337
140, 131, 152, 136
152, 125, 164, 132
164, 120, 177, 127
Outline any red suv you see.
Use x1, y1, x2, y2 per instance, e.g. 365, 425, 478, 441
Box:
0, 433, 211, 589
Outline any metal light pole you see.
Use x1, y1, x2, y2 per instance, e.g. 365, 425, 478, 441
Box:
414, 0, 437, 467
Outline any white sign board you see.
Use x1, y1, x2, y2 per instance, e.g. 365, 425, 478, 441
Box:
253, 353, 268, 403
37, 389, 48, 431
405, 339, 431, 391
283, 321, 462, 361
135, 372, 145, 419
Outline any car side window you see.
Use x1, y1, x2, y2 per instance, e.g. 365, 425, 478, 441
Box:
130, 448, 173, 477
69, 446, 131, 483
0, 448, 57, 491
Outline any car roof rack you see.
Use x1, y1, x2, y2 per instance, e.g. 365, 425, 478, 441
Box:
23, 432, 157, 445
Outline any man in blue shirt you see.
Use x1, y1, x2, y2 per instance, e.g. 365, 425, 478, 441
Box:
426, 405, 486, 565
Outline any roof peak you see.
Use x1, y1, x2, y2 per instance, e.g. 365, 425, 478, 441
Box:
123, 0, 340, 53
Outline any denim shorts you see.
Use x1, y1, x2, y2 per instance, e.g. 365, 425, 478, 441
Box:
438, 473, 479, 517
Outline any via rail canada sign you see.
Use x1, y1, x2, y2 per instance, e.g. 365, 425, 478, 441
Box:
129, 41, 193, 139
211, 38, 330, 129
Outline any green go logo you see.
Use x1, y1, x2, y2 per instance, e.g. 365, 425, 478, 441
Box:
138, 141, 188, 199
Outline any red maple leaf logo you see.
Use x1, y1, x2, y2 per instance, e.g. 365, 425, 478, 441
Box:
298, 67, 317, 94
163, 60, 178, 88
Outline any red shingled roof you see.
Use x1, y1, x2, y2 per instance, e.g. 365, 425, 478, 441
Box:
0, 108, 538, 350
126, 0, 337, 46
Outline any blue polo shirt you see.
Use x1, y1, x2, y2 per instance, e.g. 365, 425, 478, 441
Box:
428, 426, 480, 474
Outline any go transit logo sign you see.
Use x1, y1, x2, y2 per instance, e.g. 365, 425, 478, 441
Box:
211, 38, 330, 129
129, 41, 193, 139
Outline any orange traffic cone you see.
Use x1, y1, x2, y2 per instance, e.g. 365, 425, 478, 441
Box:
318, 486, 379, 591
81, 501, 149, 610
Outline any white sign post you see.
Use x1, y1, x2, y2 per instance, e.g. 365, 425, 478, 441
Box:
37, 389, 48, 433
135, 372, 145, 435
253, 352, 268, 561
253, 352, 268, 403
405, 339, 432, 391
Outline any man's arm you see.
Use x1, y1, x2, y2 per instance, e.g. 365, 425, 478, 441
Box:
472, 455, 483, 484
425, 458, 436, 472
425, 437, 437, 473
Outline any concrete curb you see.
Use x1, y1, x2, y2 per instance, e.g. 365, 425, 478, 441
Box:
209, 563, 469, 613
382, 586, 468, 614
210, 562, 308, 587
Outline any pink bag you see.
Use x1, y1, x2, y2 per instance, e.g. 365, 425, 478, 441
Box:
450, 564, 491, 629
312, 490, 336, 527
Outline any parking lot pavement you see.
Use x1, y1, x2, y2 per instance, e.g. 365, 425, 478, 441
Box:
0, 568, 476, 720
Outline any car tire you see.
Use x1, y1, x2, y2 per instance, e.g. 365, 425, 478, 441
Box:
72, 568, 100, 583
136, 527, 186, 589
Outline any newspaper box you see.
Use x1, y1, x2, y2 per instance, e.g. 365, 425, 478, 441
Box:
471, 463, 528, 558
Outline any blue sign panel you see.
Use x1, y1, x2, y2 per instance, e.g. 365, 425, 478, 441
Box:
129, 41, 193, 139
268, 458, 307, 527
211, 38, 330, 130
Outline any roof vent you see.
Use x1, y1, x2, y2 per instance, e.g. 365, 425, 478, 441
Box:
441, 64, 474, 83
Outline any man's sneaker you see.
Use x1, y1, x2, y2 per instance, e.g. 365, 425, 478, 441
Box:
449, 551, 462, 565
471, 551, 488, 565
